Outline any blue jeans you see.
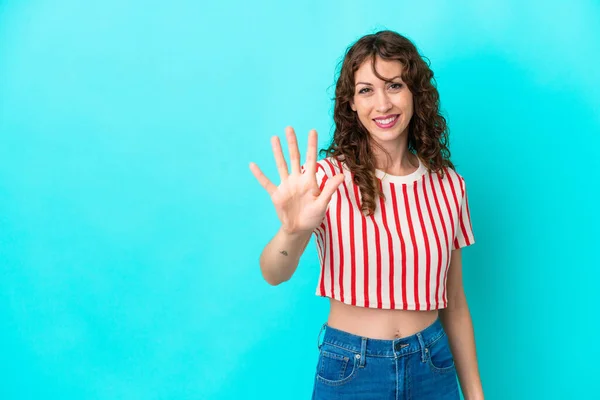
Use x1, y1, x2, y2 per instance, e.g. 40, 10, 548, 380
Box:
311, 317, 460, 400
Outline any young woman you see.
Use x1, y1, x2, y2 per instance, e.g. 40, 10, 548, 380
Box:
249, 30, 484, 400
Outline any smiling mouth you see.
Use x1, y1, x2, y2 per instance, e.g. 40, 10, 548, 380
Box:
373, 114, 399, 128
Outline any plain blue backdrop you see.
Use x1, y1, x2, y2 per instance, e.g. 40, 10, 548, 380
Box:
1, 0, 599, 399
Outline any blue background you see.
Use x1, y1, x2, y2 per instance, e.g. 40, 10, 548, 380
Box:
1, 0, 599, 398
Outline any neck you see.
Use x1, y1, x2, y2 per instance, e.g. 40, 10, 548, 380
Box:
371, 141, 417, 176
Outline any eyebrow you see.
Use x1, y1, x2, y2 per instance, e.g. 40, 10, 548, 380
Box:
355, 75, 403, 86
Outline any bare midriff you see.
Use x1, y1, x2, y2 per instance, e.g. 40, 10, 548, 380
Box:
327, 298, 440, 340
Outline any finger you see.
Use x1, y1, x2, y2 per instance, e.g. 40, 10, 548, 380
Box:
249, 162, 277, 196
304, 129, 318, 178
271, 135, 289, 181
316, 173, 345, 209
286, 126, 302, 175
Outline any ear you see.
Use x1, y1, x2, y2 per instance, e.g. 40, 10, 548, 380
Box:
350, 100, 356, 112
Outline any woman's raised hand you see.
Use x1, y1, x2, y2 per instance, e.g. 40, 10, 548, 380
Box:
249, 127, 345, 235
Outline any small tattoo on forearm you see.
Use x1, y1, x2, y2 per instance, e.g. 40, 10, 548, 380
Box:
280, 250, 289, 256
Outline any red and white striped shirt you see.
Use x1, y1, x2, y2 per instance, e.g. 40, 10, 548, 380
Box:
306, 156, 475, 310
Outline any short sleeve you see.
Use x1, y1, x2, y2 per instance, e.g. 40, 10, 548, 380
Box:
452, 177, 476, 250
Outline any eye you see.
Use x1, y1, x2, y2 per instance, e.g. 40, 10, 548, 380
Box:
390, 83, 403, 90
358, 87, 371, 94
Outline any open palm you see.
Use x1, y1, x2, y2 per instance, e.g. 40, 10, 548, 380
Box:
249, 127, 345, 235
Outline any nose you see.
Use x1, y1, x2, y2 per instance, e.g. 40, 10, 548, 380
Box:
375, 91, 392, 113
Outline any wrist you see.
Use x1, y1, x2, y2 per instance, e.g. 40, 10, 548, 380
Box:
280, 226, 312, 239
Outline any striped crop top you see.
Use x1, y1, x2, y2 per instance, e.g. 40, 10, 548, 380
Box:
305, 156, 475, 310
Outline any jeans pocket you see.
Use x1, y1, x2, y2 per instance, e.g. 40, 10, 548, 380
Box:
426, 331, 456, 374
316, 343, 359, 386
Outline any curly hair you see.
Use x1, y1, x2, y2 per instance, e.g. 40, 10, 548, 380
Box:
320, 30, 455, 217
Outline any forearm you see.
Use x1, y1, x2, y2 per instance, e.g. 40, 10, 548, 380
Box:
259, 227, 312, 285
439, 303, 484, 400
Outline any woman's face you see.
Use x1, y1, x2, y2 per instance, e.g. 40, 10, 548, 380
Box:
350, 56, 414, 146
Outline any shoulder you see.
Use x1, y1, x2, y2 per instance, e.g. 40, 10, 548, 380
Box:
316, 156, 345, 176
431, 166, 468, 195
433, 165, 465, 183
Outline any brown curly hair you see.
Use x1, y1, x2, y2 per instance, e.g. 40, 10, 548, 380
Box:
320, 30, 455, 216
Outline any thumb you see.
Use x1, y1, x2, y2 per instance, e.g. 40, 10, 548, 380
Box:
316, 173, 345, 207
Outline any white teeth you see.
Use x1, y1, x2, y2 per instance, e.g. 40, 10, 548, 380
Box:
375, 116, 397, 124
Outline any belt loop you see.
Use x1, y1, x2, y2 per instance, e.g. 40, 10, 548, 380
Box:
416, 332, 427, 363
317, 322, 327, 350
358, 337, 367, 367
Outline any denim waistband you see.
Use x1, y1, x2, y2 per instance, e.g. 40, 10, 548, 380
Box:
317, 317, 446, 359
